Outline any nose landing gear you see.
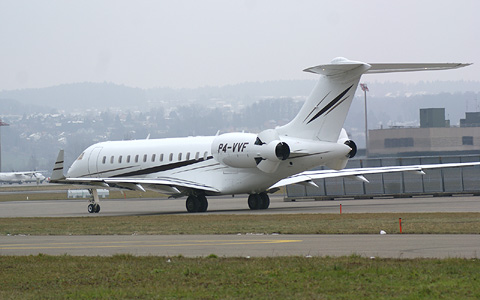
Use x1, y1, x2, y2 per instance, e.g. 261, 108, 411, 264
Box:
87, 203, 100, 213
87, 189, 101, 214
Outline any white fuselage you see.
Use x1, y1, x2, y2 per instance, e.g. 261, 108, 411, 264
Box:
67, 134, 351, 195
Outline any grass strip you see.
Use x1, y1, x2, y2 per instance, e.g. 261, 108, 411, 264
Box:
0, 255, 479, 299
1, 213, 480, 235
0, 189, 159, 202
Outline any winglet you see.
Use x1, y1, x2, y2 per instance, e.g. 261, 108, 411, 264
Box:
51, 149, 66, 182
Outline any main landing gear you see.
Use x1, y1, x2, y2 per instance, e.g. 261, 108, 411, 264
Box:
248, 192, 270, 210
186, 194, 208, 213
87, 189, 101, 214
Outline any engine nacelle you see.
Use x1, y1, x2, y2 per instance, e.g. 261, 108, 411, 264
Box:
337, 129, 357, 159
325, 132, 357, 170
258, 140, 290, 162
211, 133, 290, 171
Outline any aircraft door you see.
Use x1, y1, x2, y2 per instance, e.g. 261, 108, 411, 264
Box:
87, 147, 103, 177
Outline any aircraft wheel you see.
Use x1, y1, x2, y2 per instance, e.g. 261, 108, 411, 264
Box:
198, 195, 208, 212
186, 196, 200, 213
248, 194, 260, 210
88, 204, 94, 213
95, 204, 101, 213
259, 192, 270, 209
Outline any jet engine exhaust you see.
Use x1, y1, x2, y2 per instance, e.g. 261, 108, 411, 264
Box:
344, 140, 357, 158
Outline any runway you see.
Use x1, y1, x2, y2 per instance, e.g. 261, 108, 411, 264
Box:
1, 195, 479, 258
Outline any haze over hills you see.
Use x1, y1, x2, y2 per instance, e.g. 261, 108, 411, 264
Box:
2, 80, 480, 112
0, 81, 318, 112
0, 83, 146, 111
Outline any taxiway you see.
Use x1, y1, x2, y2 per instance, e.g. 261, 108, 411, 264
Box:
1, 234, 479, 259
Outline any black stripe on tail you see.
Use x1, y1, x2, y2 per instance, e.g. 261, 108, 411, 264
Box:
306, 84, 354, 124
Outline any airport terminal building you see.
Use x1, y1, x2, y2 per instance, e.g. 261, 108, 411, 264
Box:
368, 108, 480, 157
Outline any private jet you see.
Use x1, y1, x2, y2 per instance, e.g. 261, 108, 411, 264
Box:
51, 57, 477, 213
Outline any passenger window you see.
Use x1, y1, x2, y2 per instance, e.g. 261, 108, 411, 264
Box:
186, 152, 190, 160
143, 154, 147, 162
152, 154, 156, 162
102, 156, 106, 164
178, 153, 182, 161
160, 154, 164, 162
195, 152, 200, 160
169, 153, 173, 161
135, 155, 139, 163
110, 156, 114, 164
127, 155, 131, 163
118, 156, 122, 163
203, 151, 208, 160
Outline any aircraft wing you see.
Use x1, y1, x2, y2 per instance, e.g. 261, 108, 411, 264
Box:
269, 161, 480, 189
11, 171, 34, 176
54, 177, 220, 195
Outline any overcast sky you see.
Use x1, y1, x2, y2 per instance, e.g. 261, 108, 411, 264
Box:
1, 0, 479, 91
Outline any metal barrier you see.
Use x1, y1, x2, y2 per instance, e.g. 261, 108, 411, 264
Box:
67, 189, 109, 199
285, 155, 480, 201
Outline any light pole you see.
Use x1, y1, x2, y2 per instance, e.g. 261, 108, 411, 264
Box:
360, 83, 369, 157
0, 119, 9, 172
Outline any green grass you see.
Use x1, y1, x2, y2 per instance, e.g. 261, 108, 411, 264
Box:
0, 187, 161, 202
1, 213, 480, 235
0, 255, 479, 299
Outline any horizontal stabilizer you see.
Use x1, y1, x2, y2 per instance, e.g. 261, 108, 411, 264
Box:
366, 63, 471, 74
304, 59, 471, 76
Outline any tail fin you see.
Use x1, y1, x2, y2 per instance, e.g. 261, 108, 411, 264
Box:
51, 149, 66, 182
276, 57, 470, 142
276, 57, 368, 142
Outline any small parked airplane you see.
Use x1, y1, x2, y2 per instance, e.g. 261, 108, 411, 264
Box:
51, 57, 477, 213
0, 171, 46, 185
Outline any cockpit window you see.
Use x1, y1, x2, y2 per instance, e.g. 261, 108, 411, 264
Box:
77, 152, 85, 161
